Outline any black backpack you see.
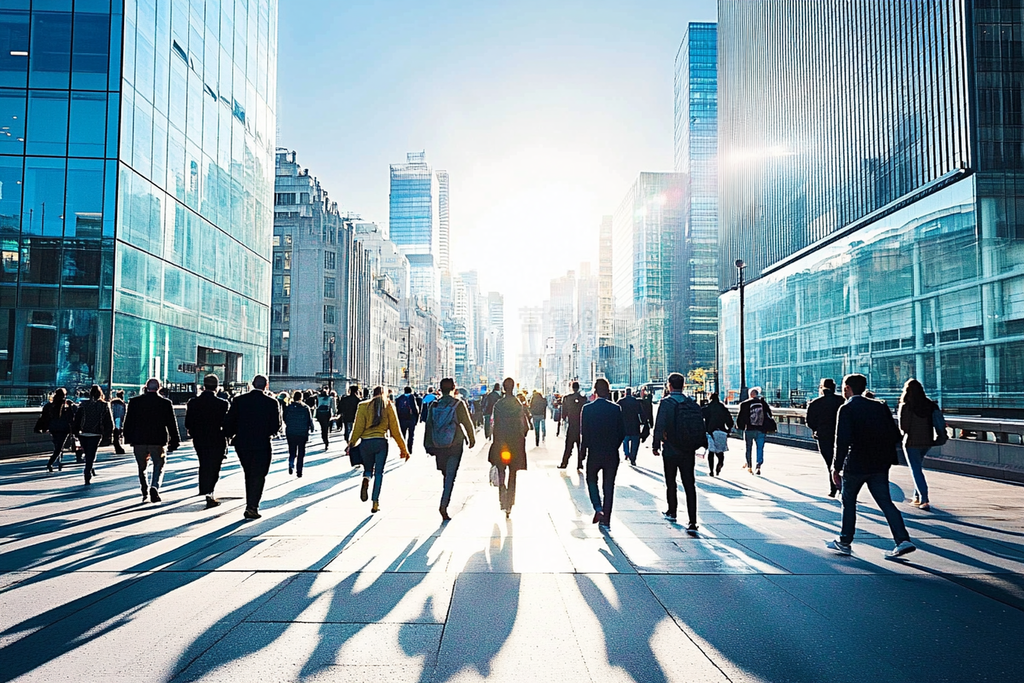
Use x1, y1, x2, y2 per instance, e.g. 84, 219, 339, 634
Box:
396, 394, 416, 421
664, 395, 708, 452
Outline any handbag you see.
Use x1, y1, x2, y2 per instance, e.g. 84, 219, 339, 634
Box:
489, 464, 499, 487
348, 443, 363, 467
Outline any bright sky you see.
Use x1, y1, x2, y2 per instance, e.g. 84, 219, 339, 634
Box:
277, 0, 717, 373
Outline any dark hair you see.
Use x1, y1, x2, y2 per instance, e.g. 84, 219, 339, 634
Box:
503, 377, 516, 394
821, 378, 836, 391
440, 377, 455, 394
843, 374, 868, 395
710, 392, 720, 402
349, 385, 359, 396
203, 374, 219, 391
493, 383, 500, 391
292, 390, 302, 403
90, 384, 103, 401
668, 373, 685, 391
404, 386, 412, 393
252, 375, 268, 390
900, 378, 933, 417
371, 386, 385, 427
594, 378, 610, 397
51, 388, 67, 419
571, 381, 580, 391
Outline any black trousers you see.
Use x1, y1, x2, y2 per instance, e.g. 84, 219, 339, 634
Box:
560, 422, 582, 467
587, 455, 620, 517
47, 431, 69, 469
236, 448, 272, 511
195, 441, 226, 495
816, 436, 838, 494
663, 448, 697, 525
317, 416, 332, 446
400, 420, 416, 451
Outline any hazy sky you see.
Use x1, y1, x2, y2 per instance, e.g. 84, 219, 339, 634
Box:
277, 0, 717, 372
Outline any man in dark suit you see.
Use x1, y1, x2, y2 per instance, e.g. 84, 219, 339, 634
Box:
122, 378, 180, 503
558, 381, 586, 470
582, 378, 625, 529
617, 387, 647, 466
185, 374, 230, 508
806, 377, 845, 497
223, 375, 283, 520
826, 373, 916, 560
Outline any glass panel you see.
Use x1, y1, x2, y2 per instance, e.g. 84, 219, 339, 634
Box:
19, 236, 61, 307
0, 10, 30, 88
68, 91, 106, 157
64, 158, 103, 238
71, 10, 109, 90
22, 156, 65, 236
29, 11, 72, 89
105, 92, 119, 158
0, 154, 23, 239
26, 89, 68, 156
15, 309, 58, 383
57, 309, 109, 388
0, 87, 25, 155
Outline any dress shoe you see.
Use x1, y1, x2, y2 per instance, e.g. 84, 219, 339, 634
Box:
149, 487, 161, 503
243, 508, 261, 519
592, 511, 603, 524
440, 507, 451, 521
205, 497, 221, 508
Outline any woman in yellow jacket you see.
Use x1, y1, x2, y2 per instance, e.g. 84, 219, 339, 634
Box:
347, 386, 409, 513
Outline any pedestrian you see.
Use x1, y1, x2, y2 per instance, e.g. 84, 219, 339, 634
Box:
283, 390, 315, 477
529, 390, 548, 446
71, 385, 113, 485
122, 378, 181, 503
826, 374, 917, 560
582, 378, 625, 529
34, 388, 74, 472
553, 395, 563, 436
395, 386, 420, 452
420, 386, 437, 423
223, 375, 282, 520
652, 373, 707, 533
338, 385, 361, 442
898, 379, 940, 511
557, 381, 586, 470
110, 390, 127, 454
736, 387, 772, 475
489, 377, 528, 518
347, 386, 409, 513
423, 377, 476, 521
806, 378, 844, 497
701, 393, 733, 477
185, 374, 230, 508
314, 388, 336, 448
481, 383, 501, 440
617, 387, 648, 466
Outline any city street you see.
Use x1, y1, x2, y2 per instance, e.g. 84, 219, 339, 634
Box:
1, 430, 1022, 683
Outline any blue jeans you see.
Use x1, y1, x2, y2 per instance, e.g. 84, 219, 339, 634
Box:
904, 446, 930, 503
532, 416, 545, 444
744, 430, 766, 466
440, 453, 461, 509
361, 438, 389, 502
840, 469, 910, 545
622, 435, 640, 463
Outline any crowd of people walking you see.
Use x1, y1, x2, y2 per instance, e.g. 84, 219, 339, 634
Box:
32, 370, 947, 560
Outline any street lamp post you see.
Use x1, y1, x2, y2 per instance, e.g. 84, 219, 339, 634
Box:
328, 336, 335, 393
628, 343, 634, 388
736, 259, 747, 400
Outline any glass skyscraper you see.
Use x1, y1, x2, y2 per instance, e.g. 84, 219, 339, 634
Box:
674, 22, 718, 376
718, 0, 1024, 412
389, 151, 439, 305
0, 0, 277, 402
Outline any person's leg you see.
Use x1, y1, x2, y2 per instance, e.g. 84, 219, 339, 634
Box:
287, 436, 298, 473
318, 417, 330, 447
196, 446, 218, 495
755, 431, 766, 466
818, 439, 837, 495
149, 446, 167, 492
603, 458, 619, 520
440, 453, 461, 510
296, 438, 307, 476
586, 456, 602, 513
679, 451, 697, 525
405, 422, 416, 451
865, 470, 911, 543
744, 431, 754, 468
904, 447, 930, 504
663, 455, 679, 517
560, 435, 573, 468
507, 468, 517, 510
133, 446, 150, 496
839, 473, 866, 545
484, 415, 492, 439
497, 464, 509, 510
371, 441, 389, 502
540, 418, 546, 440
81, 435, 100, 482
344, 421, 353, 441
112, 428, 125, 454
533, 417, 541, 446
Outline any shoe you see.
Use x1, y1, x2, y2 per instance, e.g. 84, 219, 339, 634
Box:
205, 497, 221, 508
288, 466, 293, 475
716, 464, 723, 476
297, 471, 302, 478
141, 490, 149, 503
371, 501, 380, 514
911, 495, 921, 506
663, 511, 677, 522
707, 469, 715, 478
686, 523, 699, 535
755, 465, 761, 475
149, 488, 161, 503
828, 488, 837, 498
825, 539, 852, 556
243, 508, 261, 520
556, 465, 567, 470
505, 510, 511, 519
360, 477, 369, 502
46, 465, 53, 472
885, 540, 917, 560
592, 511, 603, 524
84, 478, 91, 486
440, 507, 451, 521
918, 503, 930, 511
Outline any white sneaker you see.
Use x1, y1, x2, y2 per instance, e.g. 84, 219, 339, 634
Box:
885, 540, 917, 560
825, 539, 852, 556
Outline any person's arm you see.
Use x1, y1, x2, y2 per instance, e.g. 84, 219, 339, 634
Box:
166, 401, 181, 448
724, 405, 735, 431
833, 404, 852, 476
652, 401, 668, 454
223, 401, 238, 441
898, 403, 910, 435
806, 401, 818, 433
348, 403, 368, 448
736, 403, 748, 430
580, 405, 590, 460
307, 406, 315, 433
457, 401, 476, 449
71, 404, 83, 435
384, 403, 409, 457
274, 400, 284, 436
615, 407, 625, 445
102, 403, 114, 439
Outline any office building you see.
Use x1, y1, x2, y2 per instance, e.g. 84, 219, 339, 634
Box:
0, 0, 277, 400
718, 0, 1022, 411
389, 151, 439, 305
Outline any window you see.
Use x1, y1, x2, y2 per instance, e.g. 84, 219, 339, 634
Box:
324, 276, 335, 299
271, 355, 289, 374
275, 192, 295, 205
300, 192, 309, 204
274, 250, 290, 271
282, 330, 290, 352
324, 305, 336, 325
325, 251, 336, 270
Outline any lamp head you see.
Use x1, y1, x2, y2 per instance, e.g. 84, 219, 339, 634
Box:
735, 259, 745, 269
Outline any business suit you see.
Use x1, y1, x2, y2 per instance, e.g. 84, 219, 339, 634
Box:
185, 391, 230, 496
122, 391, 180, 498
616, 394, 646, 465
581, 397, 625, 524
558, 391, 586, 468
223, 389, 283, 513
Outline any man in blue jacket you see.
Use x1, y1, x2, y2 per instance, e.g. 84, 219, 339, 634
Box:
826, 373, 916, 560
581, 378, 625, 529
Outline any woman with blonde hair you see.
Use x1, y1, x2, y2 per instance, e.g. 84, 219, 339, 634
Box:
347, 386, 409, 513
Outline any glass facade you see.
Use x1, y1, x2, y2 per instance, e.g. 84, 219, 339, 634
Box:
0, 0, 276, 402
389, 151, 438, 304
675, 22, 718, 374
718, 0, 1024, 412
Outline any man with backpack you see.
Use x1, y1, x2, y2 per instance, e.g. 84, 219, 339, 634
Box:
423, 377, 476, 521
395, 386, 421, 453
736, 387, 773, 475
652, 373, 707, 533
315, 388, 336, 448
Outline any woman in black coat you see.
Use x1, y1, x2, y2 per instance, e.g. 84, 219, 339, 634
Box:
489, 378, 529, 518
36, 388, 75, 472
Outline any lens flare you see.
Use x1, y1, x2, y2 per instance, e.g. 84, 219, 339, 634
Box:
501, 450, 511, 463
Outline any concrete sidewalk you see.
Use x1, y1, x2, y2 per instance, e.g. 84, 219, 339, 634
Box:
0, 429, 1022, 682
